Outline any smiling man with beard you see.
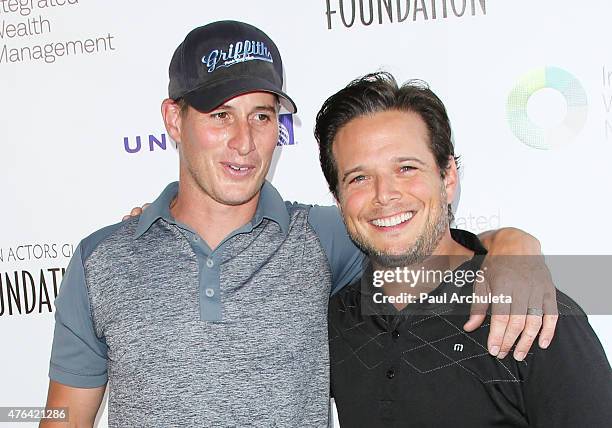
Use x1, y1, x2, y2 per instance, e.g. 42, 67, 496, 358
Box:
318, 72, 612, 427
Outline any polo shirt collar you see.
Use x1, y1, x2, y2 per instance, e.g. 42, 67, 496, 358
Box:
134, 182, 178, 238
134, 181, 290, 238
251, 180, 290, 235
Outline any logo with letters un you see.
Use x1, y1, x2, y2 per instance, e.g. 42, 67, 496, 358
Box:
277, 114, 295, 146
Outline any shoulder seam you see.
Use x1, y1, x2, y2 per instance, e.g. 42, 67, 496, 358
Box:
80, 219, 135, 339
80, 220, 134, 263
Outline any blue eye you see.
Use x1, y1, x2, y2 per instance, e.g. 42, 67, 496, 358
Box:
350, 175, 366, 184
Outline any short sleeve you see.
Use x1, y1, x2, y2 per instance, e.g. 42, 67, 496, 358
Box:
308, 205, 365, 295
49, 243, 108, 388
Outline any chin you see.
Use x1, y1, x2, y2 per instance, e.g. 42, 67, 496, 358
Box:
370, 237, 416, 254
378, 246, 411, 257
216, 187, 261, 206
218, 193, 257, 206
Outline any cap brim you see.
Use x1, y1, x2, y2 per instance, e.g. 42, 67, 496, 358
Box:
183, 77, 297, 114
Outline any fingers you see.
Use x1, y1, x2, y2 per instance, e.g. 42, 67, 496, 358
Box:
475, 262, 513, 356
511, 315, 543, 360
494, 274, 550, 360
538, 264, 559, 349
538, 314, 558, 349
484, 255, 559, 360
496, 314, 526, 359
509, 275, 545, 359
497, 303, 557, 359
464, 275, 490, 332
122, 206, 144, 221
490, 273, 529, 359
487, 314, 509, 357
463, 314, 486, 332
487, 280, 516, 358
508, 283, 556, 356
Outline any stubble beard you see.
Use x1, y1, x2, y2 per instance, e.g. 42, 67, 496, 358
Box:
347, 184, 450, 269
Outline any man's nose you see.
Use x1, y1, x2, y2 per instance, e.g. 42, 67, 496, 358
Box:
374, 175, 401, 206
227, 119, 255, 156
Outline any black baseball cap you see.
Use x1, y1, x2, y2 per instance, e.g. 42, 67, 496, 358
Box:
168, 20, 296, 113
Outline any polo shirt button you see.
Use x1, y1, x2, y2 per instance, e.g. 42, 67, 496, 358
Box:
392, 330, 400, 340
205, 288, 215, 298
206, 258, 214, 268
386, 368, 395, 379
193, 236, 199, 242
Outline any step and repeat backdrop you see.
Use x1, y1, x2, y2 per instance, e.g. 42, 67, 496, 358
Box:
1, 0, 610, 426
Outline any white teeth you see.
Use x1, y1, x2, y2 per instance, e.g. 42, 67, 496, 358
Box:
229, 165, 248, 171
372, 211, 414, 227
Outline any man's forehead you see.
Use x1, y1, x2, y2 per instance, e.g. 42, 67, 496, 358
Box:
335, 111, 433, 162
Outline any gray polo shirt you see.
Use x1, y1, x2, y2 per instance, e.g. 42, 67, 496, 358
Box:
49, 181, 363, 427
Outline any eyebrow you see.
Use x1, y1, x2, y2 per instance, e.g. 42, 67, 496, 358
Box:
254, 105, 278, 114
341, 156, 426, 183
342, 166, 364, 183
394, 156, 426, 165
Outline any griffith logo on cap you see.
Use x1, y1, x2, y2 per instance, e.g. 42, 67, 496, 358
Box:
202, 40, 273, 73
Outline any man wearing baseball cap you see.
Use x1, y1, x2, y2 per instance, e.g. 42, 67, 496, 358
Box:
41, 21, 557, 427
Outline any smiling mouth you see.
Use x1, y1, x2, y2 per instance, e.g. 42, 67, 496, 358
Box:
370, 211, 415, 228
221, 162, 255, 176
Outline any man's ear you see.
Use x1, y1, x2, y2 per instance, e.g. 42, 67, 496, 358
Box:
443, 156, 459, 204
161, 99, 183, 144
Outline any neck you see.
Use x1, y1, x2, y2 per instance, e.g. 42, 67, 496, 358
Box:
377, 229, 475, 311
170, 177, 260, 250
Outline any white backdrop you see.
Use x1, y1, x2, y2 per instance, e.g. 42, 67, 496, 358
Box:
1, 1, 610, 426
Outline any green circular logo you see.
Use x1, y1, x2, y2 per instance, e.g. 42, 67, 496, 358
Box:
507, 67, 588, 149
